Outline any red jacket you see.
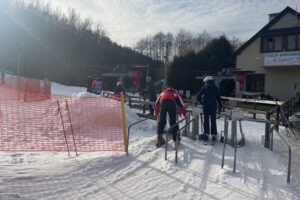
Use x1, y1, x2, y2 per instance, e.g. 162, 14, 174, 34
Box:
154, 87, 187, 116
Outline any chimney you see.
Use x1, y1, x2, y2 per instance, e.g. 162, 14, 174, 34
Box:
268, 13, 278, 22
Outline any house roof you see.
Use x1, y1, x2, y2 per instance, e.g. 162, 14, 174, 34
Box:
235, 6, 300, 55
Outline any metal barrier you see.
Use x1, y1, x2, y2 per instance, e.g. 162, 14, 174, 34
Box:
164, 116, 188, 161
223, 115, 292, 183
220, 110, 245, 173
175, 115, 199, 163
221, 120, 229, 169
127, 118, 149, 155
163, 113, 201, 164
276, 131, 292, 183
266, 118, 292, 183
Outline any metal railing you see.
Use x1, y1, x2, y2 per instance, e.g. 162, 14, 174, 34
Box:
127, 118, 149, 155
163, 113, 201, 164
226, 116, 292, 183
164, 116, 188, 161
220, 117, 244, 173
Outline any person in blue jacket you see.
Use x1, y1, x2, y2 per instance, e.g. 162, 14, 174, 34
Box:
196, 76, 222, 142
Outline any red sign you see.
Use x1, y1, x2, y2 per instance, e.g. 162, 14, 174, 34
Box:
130, 70, 143, 79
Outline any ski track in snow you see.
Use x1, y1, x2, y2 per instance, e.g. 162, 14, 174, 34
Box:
1, 121, 300, 200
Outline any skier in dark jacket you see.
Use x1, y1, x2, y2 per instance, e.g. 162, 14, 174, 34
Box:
114, 81, 125, 97
144, 76, 156, 115
154, 86, 187, 147
196, 76, 222, 142
86, 75, 93, 92
1, 68, 5, 84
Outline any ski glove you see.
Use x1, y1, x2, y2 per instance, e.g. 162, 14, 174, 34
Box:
180, 107, 187, 117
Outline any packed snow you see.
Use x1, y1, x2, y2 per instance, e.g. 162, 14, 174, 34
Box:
1, 83, 300, 200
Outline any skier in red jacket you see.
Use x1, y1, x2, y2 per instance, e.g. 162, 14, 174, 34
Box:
154, 86, 187, 147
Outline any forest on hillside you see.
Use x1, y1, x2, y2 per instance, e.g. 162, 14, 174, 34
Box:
0, 0, 162, 88
0, 0, 242, 93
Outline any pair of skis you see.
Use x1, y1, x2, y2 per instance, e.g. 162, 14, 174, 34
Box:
147, 140, 179, 152
204, 140, 216, 145
201, 134, 217, 145
147, 143, 165, 152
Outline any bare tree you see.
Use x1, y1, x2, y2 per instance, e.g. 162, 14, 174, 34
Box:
230, 36, 243, 50
175, 29, 194, 56
165, 32, 173, 62
193, 30, 212, 53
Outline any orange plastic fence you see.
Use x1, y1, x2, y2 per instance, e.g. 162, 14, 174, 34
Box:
0, 76, 51, 101
0, 80, 125, 152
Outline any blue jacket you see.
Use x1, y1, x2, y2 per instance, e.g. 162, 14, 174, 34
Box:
196, 80, 222, 110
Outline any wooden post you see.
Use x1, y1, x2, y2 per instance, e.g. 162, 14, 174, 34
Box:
143, 96, 146, 114
265, 112, 270, 149
231, 120, 237, 147
275, 106, 280, 131
253, 103, 256, 119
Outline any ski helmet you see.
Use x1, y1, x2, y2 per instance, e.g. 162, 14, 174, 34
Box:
203, 76, 213, 82
146, 76, 152, 82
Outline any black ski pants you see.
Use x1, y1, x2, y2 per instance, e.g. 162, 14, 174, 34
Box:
149, 105, 154, 115
203, 106, 217, 135
157, 99, 178, 141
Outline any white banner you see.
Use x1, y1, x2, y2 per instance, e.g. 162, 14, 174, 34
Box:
264, 51, 300, 66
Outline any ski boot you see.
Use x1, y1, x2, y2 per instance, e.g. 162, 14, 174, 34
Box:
156, 134, 166, 148
212, 134, 217, 142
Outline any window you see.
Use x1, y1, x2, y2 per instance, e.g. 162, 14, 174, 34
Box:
288, 35, 296, 50
267, 38, 274, 51
262, 34, 300, 52
262, 37, 275, 52
274, 36, 282, 51
246, 74, 265, 92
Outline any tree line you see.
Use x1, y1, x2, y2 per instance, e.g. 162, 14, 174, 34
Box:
135, 30, 242, 94
169, 35, 237, 94
0, 0, 162, 88
134, 30, 242, 62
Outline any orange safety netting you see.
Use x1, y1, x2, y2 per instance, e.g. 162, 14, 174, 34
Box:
0, 79, 125, 152
0, 76, 51, 101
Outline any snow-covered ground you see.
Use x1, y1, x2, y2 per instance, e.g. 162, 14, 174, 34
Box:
1, 83, 300, 200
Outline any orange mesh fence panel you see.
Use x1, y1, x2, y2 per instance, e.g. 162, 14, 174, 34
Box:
56, 96, 125, 152
0, 77, 27, 101
0, 76, 51, 101
24, 79, 51, 101
0, 87, 125, 152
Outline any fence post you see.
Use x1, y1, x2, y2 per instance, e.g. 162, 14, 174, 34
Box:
182, 115, 189, 137
265, 112, 270, 149
275, 106, 280, 131
143, 96, 146, 114
57, 100, 70, 156
121, 92, 128, 154
65, 100, 78, 156
231, 120, 237, 147
253, 103, 256, 119
192, 114, 199, 140
129, 97, 132, 108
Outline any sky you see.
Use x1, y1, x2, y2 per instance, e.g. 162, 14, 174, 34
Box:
40, 0, 300, 47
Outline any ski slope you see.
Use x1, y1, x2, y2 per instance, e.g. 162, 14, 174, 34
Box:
0, 83, 300, 200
